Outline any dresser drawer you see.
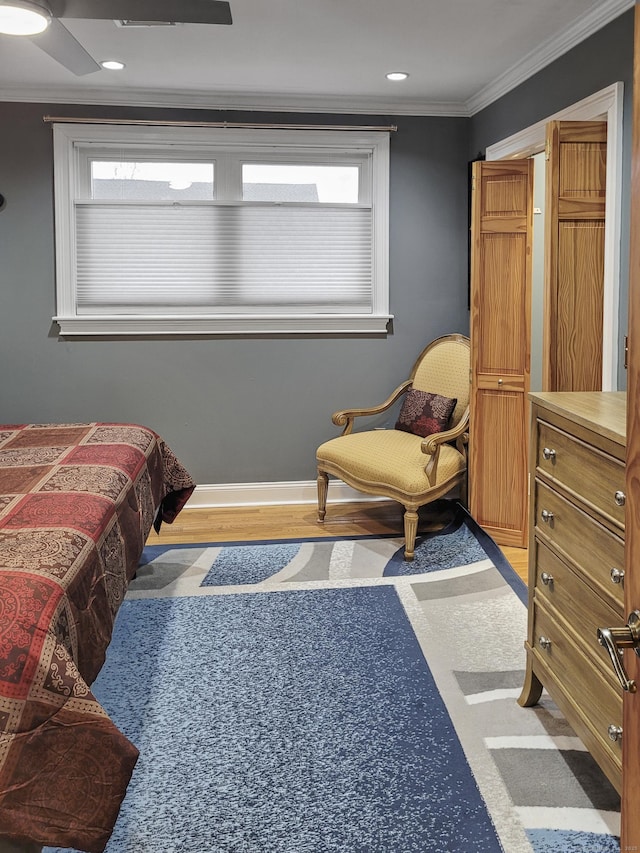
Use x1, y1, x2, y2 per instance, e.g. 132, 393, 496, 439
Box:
531, 602, 622, 774
534, 480, 624, 613
534, 540, 623, 687
536, 419, 625, 530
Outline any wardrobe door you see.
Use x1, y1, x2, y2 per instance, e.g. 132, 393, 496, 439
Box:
469, 159, 533, 548
544, 120, 607, 391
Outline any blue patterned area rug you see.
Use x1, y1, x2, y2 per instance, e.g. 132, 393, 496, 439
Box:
46, 503, 620, 853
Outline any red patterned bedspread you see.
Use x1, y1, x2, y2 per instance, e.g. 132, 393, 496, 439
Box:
0, 423, 195, 852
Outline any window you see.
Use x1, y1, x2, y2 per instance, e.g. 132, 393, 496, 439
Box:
52, 123, 391, 335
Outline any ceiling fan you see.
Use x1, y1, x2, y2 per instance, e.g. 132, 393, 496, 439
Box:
0, 0, 232, 75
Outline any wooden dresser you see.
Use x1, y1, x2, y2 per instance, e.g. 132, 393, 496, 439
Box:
519, 391, 626, 793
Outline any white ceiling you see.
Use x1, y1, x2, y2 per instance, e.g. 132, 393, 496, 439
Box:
0, 0, 634, 115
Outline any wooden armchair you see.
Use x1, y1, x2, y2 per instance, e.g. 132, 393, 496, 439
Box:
316, 334, 470, 560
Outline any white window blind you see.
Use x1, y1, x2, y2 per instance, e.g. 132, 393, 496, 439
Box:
75, 203, 372, 313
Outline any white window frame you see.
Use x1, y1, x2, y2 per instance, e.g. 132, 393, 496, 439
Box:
52, 123, 392, 336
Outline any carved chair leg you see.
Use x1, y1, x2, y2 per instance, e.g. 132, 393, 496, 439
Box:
403, 508, 419, 561
317, 469, 329, 522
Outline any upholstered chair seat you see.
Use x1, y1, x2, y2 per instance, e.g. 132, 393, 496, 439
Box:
317, 430, 466, 496
316, 334, 470, 560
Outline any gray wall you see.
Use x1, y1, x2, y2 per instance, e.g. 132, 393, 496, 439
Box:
469, 9, 635, 390
0, 104, 470, 485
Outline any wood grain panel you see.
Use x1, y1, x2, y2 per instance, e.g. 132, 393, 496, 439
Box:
555, 222, 605, 390
559, 141, 607, 212
544, 120, 606, 391
471, 389, 528, 537
558, 120, 610, 143
526, 390, 626, 444
477, 233, 527, 375
481, 168, 529, 218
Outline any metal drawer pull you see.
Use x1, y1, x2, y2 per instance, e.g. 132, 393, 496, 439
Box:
540, 509, 554, 524
538, 636, 552, 651
597, 610, 640, 693
540, 572, 554, 586
607, 725, 623, 743
610, 567, 625, 585
614, 490, 626, 506
542, 447, 556, 461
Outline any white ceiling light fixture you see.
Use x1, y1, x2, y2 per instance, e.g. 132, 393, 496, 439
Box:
101, 59, 126, 70
0, 0, 51, 35
386, 71, 409, 81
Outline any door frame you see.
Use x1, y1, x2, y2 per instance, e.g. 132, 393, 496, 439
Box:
485, 82, 624, 391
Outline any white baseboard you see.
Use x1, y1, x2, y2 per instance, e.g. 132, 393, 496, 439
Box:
186, 480, 386, 509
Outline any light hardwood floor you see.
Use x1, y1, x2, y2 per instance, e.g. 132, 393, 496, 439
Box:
153, 500, 529, 583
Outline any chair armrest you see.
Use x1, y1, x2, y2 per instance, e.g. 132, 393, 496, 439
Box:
420, 407, 470, 486
420, 407, 470, 455
332, 380, 412, 435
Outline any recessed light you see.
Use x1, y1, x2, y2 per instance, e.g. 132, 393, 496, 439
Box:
0, 2, 50, 36
101, 60, 126, 71
386, 71, 409, 81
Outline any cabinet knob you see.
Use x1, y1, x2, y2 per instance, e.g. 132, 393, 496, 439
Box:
540, 509, 554, 524
538, 636, 552, 651
542, 447, 556, 461
610, 567, 625, 585
540, 572, 554, 586
614, 490, 626, 507
607, 724, 623, 743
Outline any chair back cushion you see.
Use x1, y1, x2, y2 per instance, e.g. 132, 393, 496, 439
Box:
409, 335, 470, 428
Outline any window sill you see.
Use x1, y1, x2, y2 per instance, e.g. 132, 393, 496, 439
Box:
54, 314, 393, 337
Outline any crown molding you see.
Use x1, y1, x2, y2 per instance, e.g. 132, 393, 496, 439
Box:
0, 85, 468, 117
0, 0, 633, 118
466, 0, 634, 115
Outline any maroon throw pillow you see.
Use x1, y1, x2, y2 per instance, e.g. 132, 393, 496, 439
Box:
395, 390, 457, 438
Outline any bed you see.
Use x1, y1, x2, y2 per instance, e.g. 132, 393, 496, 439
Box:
0, 423, 195, 853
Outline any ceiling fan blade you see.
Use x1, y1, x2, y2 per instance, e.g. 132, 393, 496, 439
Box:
29, 18, 101, 75
49, 0, 232, 25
